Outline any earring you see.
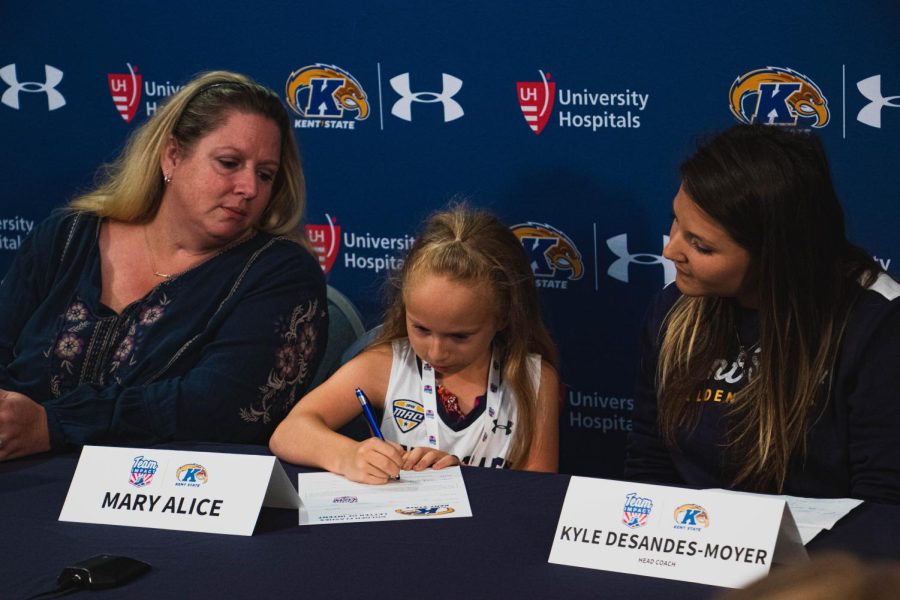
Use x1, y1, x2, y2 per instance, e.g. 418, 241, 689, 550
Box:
163, 172, 172, 184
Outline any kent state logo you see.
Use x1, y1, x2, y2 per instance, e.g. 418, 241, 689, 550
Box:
175, 463, 208, 487
729, 66, 830, 128
285, 64, 369, 127
305, 213, 341, 273
512, 222, 584, 289
673, 504, 709, 531
129, 455, 159, 488
392, 399, 424, 433
395, 505, 455, 516
622, 492, 653, 529
108, 63, 142, 123
517, 69, 556, 134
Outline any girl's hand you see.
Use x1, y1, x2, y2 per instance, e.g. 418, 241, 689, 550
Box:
402, 447, 460, 471
339, 438, 404, 484
0, 389, 51, 461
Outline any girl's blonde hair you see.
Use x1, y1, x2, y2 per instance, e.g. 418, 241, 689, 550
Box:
376, 203, 558, 467
69, 70, 306, 240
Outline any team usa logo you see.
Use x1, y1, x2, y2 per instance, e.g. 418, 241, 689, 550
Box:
729, 66, 830, 128
392, 399, 424, 433
512, 222, 584, 289
305, 214, 341, 273
175, 463, 208, 487
129, 456, 159, 488
395, 505, 455, 516
108, 63, 142, 123
673, 503, 710, 531
285, 64, 369, 129
517, 69, 556, 134
623, 492, 653, 528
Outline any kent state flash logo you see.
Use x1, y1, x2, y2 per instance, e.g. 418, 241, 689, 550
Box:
175, 463, 208, 487
285, 64, 369, 127
517, 69, 555, 134
512, 222, 584, 289
729, 66, 830, 128
305, 213, 341, 273
129, 456, 159, 488
108, 63, 142, 123
392, 399, 424, 433
623, 492, 653, 528
673, 504, 709, 531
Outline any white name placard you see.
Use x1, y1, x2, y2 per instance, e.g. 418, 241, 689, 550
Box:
548, 477, 807, 588
59, 446, 299, 536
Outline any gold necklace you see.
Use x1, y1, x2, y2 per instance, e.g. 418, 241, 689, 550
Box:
143, 225, 172, 279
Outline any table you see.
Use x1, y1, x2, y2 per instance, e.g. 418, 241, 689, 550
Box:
3, 443, 899, 599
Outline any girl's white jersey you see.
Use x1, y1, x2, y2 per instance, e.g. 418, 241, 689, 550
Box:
379, 339, 541, 468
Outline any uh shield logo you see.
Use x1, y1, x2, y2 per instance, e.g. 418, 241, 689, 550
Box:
516, 69, 555, 134
285, 64, 369, 121
729, 66, 829, 128
108, 63, 142, 123
305, 214, 341, 274
392, 399, 424, 433
512, 222, 583, 289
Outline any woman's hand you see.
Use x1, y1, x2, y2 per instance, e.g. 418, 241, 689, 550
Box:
339, 438, 405, 484
0, 389, 51, 461
401, 447, 460, 471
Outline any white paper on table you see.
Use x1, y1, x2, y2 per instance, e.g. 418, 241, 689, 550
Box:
707, 489, 862, 544
297, 466, 472, 525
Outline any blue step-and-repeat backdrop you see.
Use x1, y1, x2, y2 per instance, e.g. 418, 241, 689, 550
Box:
2, 1, 898, 477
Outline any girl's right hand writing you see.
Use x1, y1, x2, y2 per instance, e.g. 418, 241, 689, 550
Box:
340, 438, 405, 484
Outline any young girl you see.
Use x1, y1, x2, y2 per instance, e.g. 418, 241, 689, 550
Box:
270, 204, 560, 483
625, 124, 900, 504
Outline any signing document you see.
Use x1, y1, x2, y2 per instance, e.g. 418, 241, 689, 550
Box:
297, 466, 472, 525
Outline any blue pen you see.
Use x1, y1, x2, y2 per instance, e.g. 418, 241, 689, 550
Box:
355, 387, 385, 440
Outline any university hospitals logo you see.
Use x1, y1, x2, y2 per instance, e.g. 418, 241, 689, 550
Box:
390, 72, 464, 122
305, 214, 341, 273
673, 503, 710, 531
108, 63, 142, 123
729, 66, 829, 128
0, 64, 65, 111
606, 233, 675, 284
857, 75, 900, 128
512, 222, 584, 289
392, 399, 424, 433
623, 492, 653, 528
517, 70, 555, 134
129, 456, 159, 488
285, 64, 369, 129
175, 463, 208, 487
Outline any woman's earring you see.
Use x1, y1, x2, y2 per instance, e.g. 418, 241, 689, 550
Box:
163, 172, 172, 184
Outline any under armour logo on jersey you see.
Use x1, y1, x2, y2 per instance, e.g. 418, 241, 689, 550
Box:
606, 233, 675, 284
492, 419, 513, 435
857, 75, 900, 128
0, 64, 66, 111
390, 73, 463, 122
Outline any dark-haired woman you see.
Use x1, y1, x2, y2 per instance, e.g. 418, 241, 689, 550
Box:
625, 124, 900, 504
0, 71, 327, 460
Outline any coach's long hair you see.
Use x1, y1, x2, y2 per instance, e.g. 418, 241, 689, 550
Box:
69, 71, 306, 240
376, 203, 559, 468
657, 124, 880, 492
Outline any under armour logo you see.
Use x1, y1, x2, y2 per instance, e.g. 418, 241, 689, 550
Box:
606, 233, 675, 284
491, 419, 513, 435
857, 75, 900, 129
1, 64, 66, 111
390, 73, 463, 122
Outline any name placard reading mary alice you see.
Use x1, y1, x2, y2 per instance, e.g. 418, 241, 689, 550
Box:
59, 446, 299, 536
548, 477, 807, 588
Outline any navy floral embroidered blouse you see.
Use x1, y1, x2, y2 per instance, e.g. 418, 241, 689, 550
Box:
0, 209, 328, 449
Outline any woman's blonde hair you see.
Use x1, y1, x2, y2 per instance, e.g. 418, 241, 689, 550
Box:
376, 203, 558, 467
69, 70, 306, 239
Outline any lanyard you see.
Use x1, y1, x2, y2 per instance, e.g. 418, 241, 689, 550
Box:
420, 351, 503, 456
